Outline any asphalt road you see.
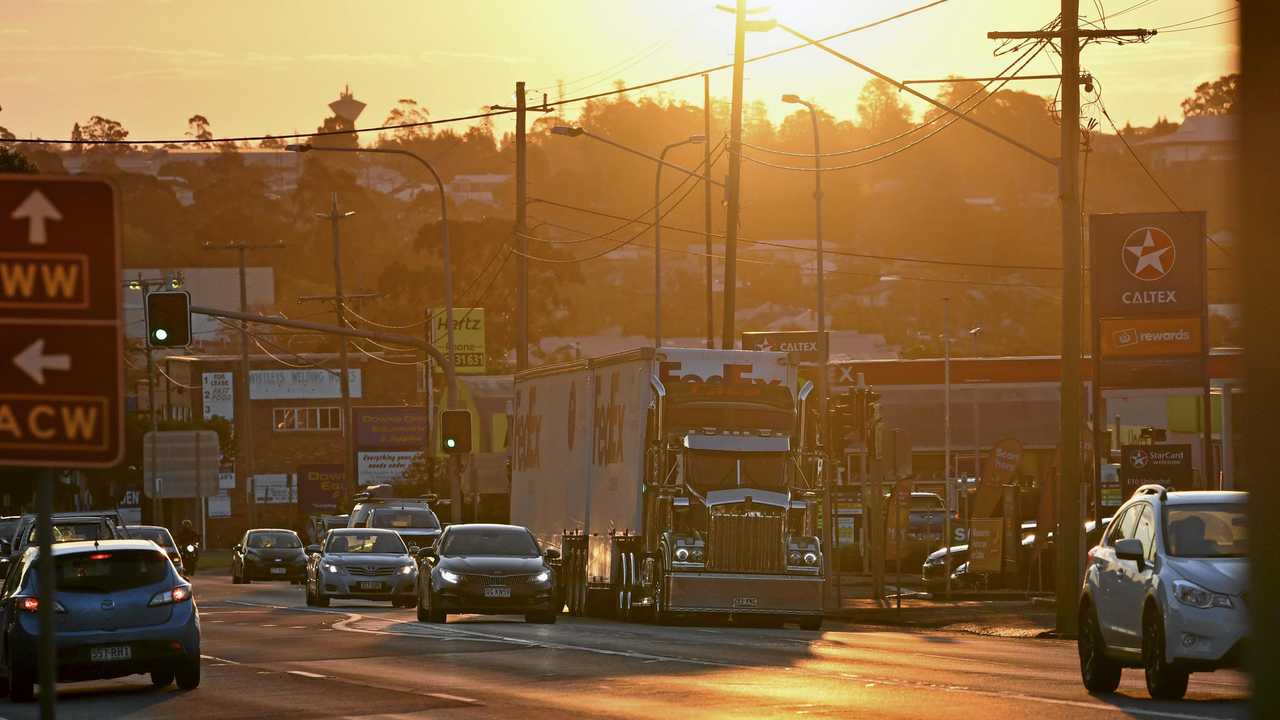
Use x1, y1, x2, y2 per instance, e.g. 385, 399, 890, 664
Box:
0, 574, 1249, 720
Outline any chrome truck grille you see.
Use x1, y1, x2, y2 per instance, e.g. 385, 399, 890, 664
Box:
706, 512, 785, 573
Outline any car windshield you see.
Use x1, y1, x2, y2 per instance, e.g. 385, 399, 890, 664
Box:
370, 508, 440, 530
684, 451, 788, 494
45, 549, 170, 593
130, 528, 176, 552
30, 522, 105, 544
1165, 505, 1247, 558
326, 532, 406, 555
440, 528, 539, 558
247, 531, 301, 549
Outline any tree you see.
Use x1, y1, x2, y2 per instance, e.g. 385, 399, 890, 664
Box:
186, 114, 213, 147
381, 98, 431, 145
856, 78, 912, 137
311, 114, 358, 149
0, 147, 37, 173
80, 115, 130, 152
259, 135, 284, 149
1180, 73, 1238, 117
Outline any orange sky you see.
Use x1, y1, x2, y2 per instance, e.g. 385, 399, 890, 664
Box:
0, 1, 1238, 144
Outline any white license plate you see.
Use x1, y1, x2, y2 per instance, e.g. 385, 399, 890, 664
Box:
483, 586, 511, 599
270, 567, 287, 575
358, 581, 382, 591
90, 645, 131, 662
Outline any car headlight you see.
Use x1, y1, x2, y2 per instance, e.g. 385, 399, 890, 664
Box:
323, 563, 341, 574
439, 569, 460, 584
1172, 579, 1233, 609
803, 552, 818, 566
675, 547, 690, 562
400, 563, 416, 575
533, 570, 551, 583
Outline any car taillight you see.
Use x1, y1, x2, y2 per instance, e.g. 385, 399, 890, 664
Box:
18, 597, 66, 614
148, 585, 192, 607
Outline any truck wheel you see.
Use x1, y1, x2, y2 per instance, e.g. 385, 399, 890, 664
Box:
798, 615, 823, 631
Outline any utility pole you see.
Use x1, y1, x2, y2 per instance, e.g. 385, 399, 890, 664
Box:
989, 2, 1150, 638
318, 194, 357, 501
204, 241, 282, 529
720, 0, 747, 349
515, 81, 529, 371
943, 298, 952, 599
703, 73, 715, 349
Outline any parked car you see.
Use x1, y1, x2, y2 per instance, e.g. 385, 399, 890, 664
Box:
230, 529, 307, 584
415, 524, 558, 625
1078, 486, 1247, 700
124, 525, 185, 576
360, 506, 442, 552
305, 528, 417, 608
922, 521, 1038, 593
949, 518, 1111, 591
0, 539, 200, 701
308, 514, 349, 546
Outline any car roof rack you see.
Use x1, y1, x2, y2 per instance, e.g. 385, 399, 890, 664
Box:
1134, 484, 1167, 501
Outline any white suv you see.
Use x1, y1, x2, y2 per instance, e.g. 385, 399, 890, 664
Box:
1077, 485, 1248, 700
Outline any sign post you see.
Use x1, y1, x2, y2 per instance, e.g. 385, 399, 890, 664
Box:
1, 175, 124, 719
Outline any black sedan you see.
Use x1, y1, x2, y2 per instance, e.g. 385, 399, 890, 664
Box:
306, 528, 418, 607
231, 529, 307, 584
416, 524, 558, 625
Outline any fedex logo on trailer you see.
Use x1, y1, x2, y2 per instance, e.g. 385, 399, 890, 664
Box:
656, 348, 789, 386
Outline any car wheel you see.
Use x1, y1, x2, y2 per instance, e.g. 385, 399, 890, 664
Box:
1143, 609, 1189, 701
798, 615, 823, 632
9, 660, 33, 703
150, 668, 175, 688
1078, 602, 1122, 694
175, 657, 200, 691
231, 564, 241, 584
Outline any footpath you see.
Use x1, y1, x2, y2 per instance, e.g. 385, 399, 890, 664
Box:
825, 575, 1058, 638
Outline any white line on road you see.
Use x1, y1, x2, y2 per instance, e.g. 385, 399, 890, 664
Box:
287, 670, 327, 679
427, 692, 480, 704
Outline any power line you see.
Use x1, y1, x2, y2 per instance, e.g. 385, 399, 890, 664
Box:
1156, 18, 1238, 33
6, 0, 950, 147
1154, 6, 1236, 30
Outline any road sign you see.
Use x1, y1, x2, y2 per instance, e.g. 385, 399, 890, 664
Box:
741, 330, 828, 364
143, 430, 220, 498
0, 176, 122, 467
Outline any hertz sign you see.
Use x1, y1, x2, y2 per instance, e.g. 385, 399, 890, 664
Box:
0, 176, 123, 467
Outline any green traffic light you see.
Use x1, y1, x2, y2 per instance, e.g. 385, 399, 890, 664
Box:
154, 328, 169, 342
446, 438, 457, 448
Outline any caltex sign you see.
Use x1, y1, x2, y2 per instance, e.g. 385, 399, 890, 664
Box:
1089, 212, 1206, 318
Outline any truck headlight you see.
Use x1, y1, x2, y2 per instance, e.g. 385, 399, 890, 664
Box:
690, 549, 704, 563
675, 548, 690, 562
803, 552, 818, 566
788, 551, 802, 565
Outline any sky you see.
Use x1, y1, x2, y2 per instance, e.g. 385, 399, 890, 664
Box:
0, 0, 1239, 145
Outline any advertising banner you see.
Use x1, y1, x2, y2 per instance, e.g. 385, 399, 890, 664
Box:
354, 406, 428, 449
357, 451, 418, 485
253, 473, 295, 504
430, 308, 486, 375
207, 492, 231, 518
1099, 316, 1201, 357
249, 369, 362, 400
201, 371, 234, 421
1120, 444, 1193, 495
968, 518, 1004, 574
297, 464, 344, 514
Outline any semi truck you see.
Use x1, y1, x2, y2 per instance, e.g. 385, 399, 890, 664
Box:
511, 347, 825, 629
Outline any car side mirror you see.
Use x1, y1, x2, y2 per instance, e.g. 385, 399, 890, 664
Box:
1115, 538, 1145, 570
543, 548, 561, 561
232, 544, 242, 553
416, 547, 437, 562
306, 545, 321, 555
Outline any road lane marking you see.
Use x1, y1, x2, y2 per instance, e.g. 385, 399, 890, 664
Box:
201, 654, 241, 666
288, 670, 327, 679
427, 692, 480, 704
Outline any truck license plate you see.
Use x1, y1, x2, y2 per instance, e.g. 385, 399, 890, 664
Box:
732, 597, 759, 609
90, 645, 131, 662
483, 586, 511, 599
270, 567, 287, 575
358, 581, 382, 591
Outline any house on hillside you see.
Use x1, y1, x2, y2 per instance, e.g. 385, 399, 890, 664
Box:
1138, 115, 1238, 168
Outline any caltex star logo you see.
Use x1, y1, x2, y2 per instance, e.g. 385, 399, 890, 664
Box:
1131, 449, 1150, 469
755, 338, 773, 351
1121, 227, 1177, 282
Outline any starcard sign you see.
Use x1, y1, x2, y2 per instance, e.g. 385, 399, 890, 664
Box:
1089, 212, 1206, 319
0, 176, 123, 467
1120, 444, 1193, 496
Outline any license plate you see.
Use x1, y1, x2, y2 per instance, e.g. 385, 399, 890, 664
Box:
90, 645, 131, 662
358, 581, 382, 591
270, 567, 287, 575
483, 586, 511, 598
732, 596, 759, 609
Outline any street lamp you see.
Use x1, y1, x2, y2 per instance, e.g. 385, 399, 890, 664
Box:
778, 91, 829, 440
969, 326, 983, 499
654, 135, 706, 346
285, 142, 457, 409
549, 126, 707, 346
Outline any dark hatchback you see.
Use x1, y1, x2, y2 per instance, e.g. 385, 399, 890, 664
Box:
416, 524, 558, 625
364, 507, 442, 553
230, 529, 307, 584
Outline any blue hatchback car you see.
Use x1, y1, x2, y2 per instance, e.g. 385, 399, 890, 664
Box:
0, 539, 200, 702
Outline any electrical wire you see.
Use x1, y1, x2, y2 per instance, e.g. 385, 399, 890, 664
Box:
155, 364, 200, 390
1156, 18, 1238, 34
739, 38, 1052, 172
7, 0, 951, 146
1153, 7, 1237, 30
351, 341, 423, 366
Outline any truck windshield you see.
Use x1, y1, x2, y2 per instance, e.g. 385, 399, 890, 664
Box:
685, 451, 788, 493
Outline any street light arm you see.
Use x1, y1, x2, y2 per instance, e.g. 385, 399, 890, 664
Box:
561, 129, 726, 187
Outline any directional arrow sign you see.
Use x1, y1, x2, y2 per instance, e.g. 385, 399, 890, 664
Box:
0, 175, 122, 468
12, 338, 71, 385
10, 190, 62, 246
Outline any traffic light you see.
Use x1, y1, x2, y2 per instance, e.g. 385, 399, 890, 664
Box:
440, 409, 473, 454
145, 291, 191, 348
